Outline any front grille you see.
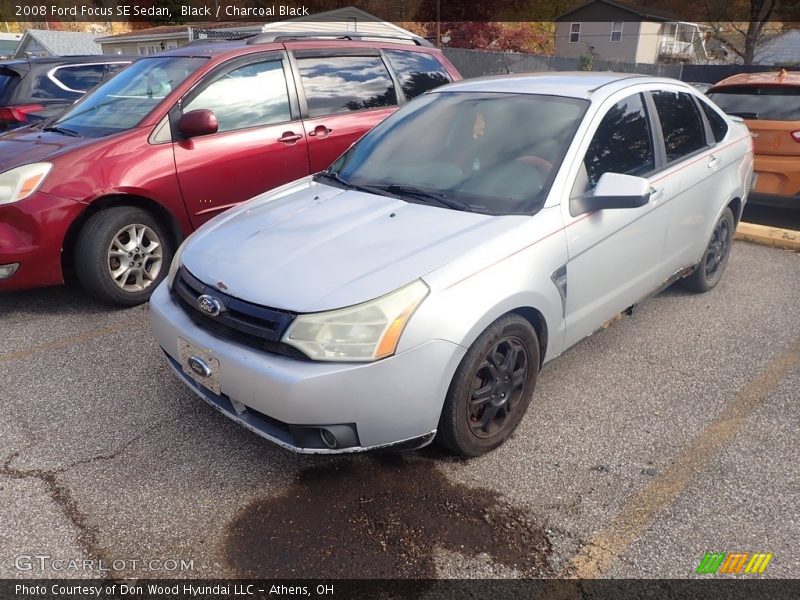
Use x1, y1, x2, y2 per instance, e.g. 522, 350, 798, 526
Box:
172, 267, 308, 360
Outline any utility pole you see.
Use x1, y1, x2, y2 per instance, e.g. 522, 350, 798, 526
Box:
435, 0, 441, 47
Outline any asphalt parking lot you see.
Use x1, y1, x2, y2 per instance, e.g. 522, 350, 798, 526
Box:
1, 240, 798, 581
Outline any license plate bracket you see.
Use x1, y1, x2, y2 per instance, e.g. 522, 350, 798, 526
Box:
178, 338, 221, 395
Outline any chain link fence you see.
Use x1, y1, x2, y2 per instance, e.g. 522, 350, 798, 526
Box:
188, 26, 265, 42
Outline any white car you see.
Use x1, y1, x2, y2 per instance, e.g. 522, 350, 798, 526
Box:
149, 72, 754, 456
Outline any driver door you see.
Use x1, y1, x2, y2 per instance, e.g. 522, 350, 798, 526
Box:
562, 92, 670, 348
171, 52, 310, 228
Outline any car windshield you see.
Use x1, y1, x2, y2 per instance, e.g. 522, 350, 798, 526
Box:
326, 91, 588, 215
708, 85, 800, 121
49, 56, 207, 137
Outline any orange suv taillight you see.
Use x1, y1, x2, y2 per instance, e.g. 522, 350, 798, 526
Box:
791, 131, 800, 143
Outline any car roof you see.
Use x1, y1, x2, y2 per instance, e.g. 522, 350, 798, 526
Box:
434, 72, 688, 99
711, 70, 800, 88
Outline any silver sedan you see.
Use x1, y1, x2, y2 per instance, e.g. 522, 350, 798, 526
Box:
149, 73, 754, 456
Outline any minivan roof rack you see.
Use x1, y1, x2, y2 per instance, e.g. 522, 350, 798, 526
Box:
246, 31, 433, 47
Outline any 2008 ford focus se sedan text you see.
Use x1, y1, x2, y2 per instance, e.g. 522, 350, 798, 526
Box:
149, 73, 755, 457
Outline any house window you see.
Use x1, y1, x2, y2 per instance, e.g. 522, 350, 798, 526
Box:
347, 17, 357, 32
569, 23, 581, 43
611, 21, 623, 42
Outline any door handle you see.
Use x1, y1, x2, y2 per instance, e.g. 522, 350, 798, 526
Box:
308, 125, 332, 138
278, 132, 302, 144
707, 155, 719, 169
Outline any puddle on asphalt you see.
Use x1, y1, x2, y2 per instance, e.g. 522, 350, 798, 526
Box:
225, 453, 551, 578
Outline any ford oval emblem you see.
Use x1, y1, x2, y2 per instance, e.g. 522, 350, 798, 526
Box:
187, 356, 212, 378
197, 294, 222, 317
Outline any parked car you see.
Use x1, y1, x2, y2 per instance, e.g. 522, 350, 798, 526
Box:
0, 55, 134, 131
707, 70, 800, 208
149, 73, 755, 457
0, 32, 459, 304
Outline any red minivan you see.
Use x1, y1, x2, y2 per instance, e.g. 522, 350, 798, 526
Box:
0, 32, 460, 305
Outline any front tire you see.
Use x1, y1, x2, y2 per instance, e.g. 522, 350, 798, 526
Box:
74, 206, 173, 306
436, 314, 539, 457
681, 207, 735, 293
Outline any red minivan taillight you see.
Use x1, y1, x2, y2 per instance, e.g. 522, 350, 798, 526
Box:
0, 104, 44, 123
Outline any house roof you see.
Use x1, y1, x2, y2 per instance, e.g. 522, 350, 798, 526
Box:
262, 6, 416, 37
556, 0, 680, 22
97, 7, 417, 44
754, 29, 800, 65
95, 22, 265, 44
17, 29, 101, 56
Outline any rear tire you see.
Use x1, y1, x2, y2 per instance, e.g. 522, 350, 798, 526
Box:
681, 207, 735, 293
74, 206, 173, 306
436, 314, 539, 457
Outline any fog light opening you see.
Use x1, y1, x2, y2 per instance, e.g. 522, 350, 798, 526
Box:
319, 428, 338, 449
0, 263, 19, 280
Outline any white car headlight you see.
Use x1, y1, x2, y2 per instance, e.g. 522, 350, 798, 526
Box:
167, 240, 187, 288
283, 280, 429, 362
0, 163, 53, 205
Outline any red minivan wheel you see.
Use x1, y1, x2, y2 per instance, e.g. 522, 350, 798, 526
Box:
74, 206, 174, 306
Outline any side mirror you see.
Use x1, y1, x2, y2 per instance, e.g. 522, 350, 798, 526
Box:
178, 109, 218, 138
571, 172, 651, 215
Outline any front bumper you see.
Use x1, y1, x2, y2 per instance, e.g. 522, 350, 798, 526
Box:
149, 282, 466, 453
0, 191, 86, 291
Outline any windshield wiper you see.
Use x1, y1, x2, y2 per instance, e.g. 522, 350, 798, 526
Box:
374, 184, 473, 212
41, 125, 80, 137
314, 170, 376, 195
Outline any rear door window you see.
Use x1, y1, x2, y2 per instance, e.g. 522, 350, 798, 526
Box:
651, 90, 707, 162
384, 50, 451, 100
697, 98, 728, 143
296, 55, 397, 117
51, 64, 107, 92
707, 85, 800, 121
104, 63, 129, 78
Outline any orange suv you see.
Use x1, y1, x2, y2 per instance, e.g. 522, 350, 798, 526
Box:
708, 70, 800, 208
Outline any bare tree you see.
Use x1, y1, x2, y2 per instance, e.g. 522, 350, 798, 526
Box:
701, 0, 783, 64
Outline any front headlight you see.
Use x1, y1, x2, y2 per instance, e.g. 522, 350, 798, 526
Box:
283, 280, 429, 362
167, 240, 187, 288
0, 163, 53, 206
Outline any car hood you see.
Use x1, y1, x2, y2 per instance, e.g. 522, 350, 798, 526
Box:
181, 179, 519, 312
0, 126, 96, 172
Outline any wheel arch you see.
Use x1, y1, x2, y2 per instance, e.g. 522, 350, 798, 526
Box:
510, 307, 549, 368
452, 296, 556, 369
727, 196, 743, 225
60, 194, 185, 277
